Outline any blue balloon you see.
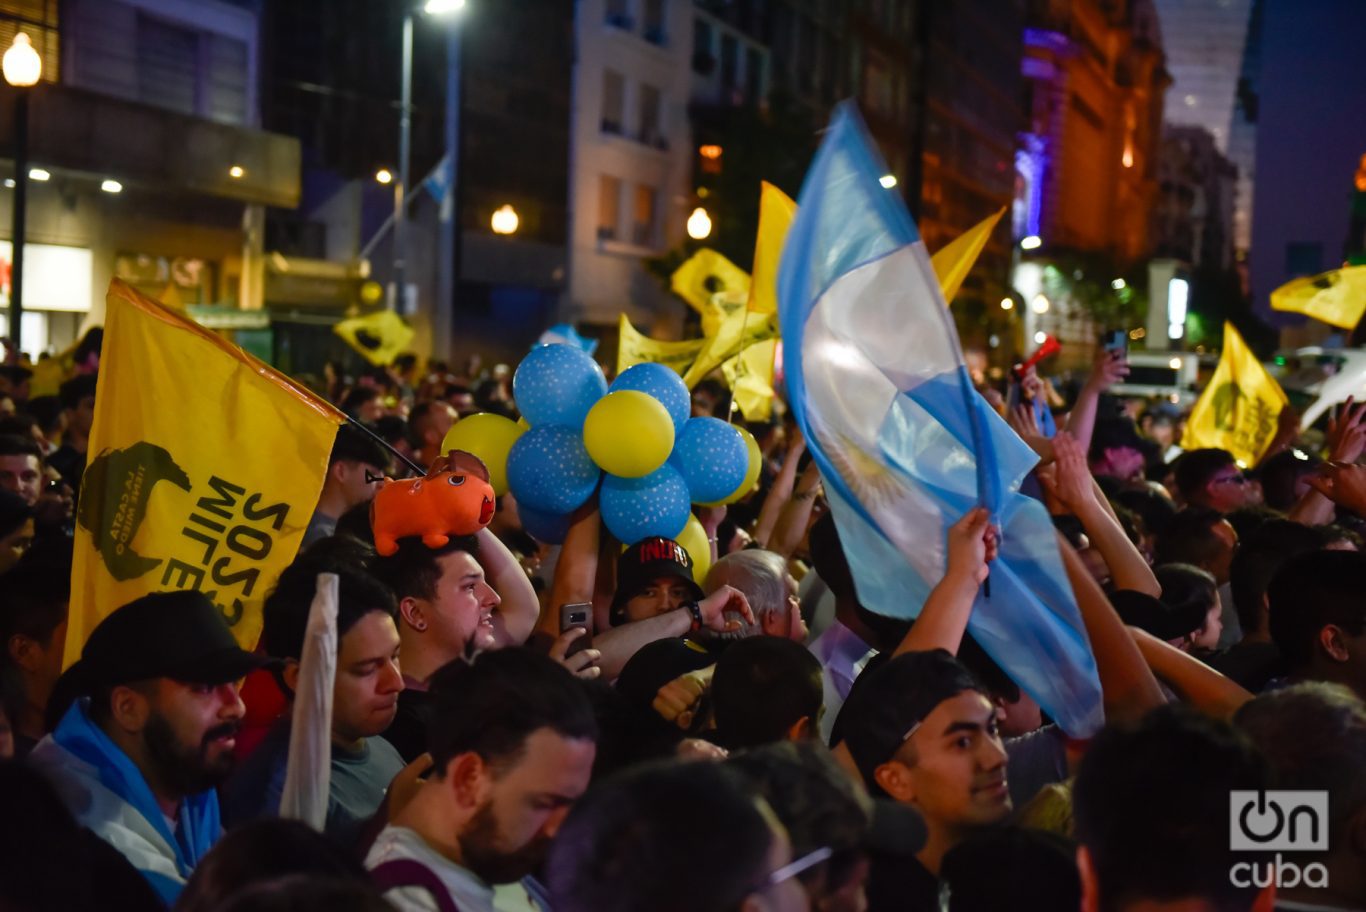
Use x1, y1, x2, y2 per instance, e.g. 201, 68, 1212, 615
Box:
610, 363, 691, 435
513, 344, 608, 429
506, 425, 601, 514
670, 417, 748, 503
600, 464, 691, 544
518, 503, 572, 545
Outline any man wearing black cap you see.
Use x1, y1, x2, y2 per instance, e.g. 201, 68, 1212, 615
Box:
29, 590, 272, 905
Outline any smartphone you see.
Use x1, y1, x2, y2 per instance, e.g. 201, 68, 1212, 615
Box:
559, 603, 594, 657
1101, 329, 1127, 358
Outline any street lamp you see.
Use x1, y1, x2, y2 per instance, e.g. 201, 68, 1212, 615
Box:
687, 207, 712, 240
490, 204, 519, 235
395, 0, 465, 317
3, 32, 40, 355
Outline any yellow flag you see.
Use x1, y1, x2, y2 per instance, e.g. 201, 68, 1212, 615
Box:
682, 308, 779, 388
671, 249, 751, 319
28, 338, 81, 397
748, 182, 798, 315
616, 314, 706, 376
1270, 265, 1366, 330
1182, 322, 1288, 467
67, 280, 345, 662
930, 207, 1006, 306
333, 309, 416, 366
721, 338, 778, 421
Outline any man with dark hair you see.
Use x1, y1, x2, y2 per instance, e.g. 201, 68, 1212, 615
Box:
49, 373, 97, 493
1073, 705, 1273, 912
28, 591, 272, 903
367, 648, 599, 912
0, 433, 43, 506
1212, 520, 1323, 691
1268, 550, 1366, 700
1236, 683, 1366, 910
712, 636, 825, 750
303, 424, 389, 547
546, 760, 810, 912
1175, 447, 1249, 513
1087, 416, 1147, 484
221, 544, 405, 847
371, 529, 539, 761
729, 741, 927, 912
407, 400, 458, 468
0, 546, 70, 755
340, 387, 387, 424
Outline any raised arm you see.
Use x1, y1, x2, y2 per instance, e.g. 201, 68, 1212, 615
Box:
1128, 627, 1252, 719
1064, 348, 1128, 456
768, 461, 824, 558
540, 502, 601, 639
479, 526, 539, 647
893, 507, 995, 657
753, 432, 805, 548
1058, 531, 1166, 726
1042, 431, 1160, 596
592, 586, 755, 681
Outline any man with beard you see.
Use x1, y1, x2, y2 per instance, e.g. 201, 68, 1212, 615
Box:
29, 591, 271, 904
367, 648, 598, 912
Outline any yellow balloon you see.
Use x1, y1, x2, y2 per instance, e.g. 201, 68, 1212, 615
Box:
675, 513, 712, 585
583, 390, 675, 478
701, 426, 763, 506
441, 412, 525, 496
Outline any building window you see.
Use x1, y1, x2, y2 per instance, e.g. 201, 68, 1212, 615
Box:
602, 69, 625, 135
137, 14, 199, 117
643, 0, 666, 45
720, 34, 738, 90
633, 185, 658, 248
605, 0, 632, 30
693, 19, 715, 73
598, 175, 622, 241
638, 84, 663, 147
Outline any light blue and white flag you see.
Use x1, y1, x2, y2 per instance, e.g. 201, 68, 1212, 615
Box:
777, 103, 1103, 736
538, 323, 599, 356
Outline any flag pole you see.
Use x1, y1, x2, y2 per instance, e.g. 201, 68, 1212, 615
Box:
345, 414, 427, 478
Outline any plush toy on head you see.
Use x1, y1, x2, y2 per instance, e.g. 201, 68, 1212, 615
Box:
371, 449, 497, 556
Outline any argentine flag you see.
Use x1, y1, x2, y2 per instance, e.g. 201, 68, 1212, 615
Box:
777, 104, 1103, 737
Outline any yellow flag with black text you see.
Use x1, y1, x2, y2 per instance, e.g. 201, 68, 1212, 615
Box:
66, 280, 345, 664
1181, 322, 1288, 467
671, 249, 751, 320
616, 314, 706, 376
1270, 265, 1366, 330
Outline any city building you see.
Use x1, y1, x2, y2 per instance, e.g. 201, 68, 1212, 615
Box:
0, 0, 299, 360
565, 0, 694, 337
1154, 124, 1237, 272
1012, 0, 1169, 359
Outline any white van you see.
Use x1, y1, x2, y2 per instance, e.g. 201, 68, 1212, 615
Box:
1111, 351, 1201, 407
1268, 347, 1366, 431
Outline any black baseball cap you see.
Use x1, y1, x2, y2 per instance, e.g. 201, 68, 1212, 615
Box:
1110, 589, 1205, 643
841, 650, 988, 792
610, 536, 704, 622
74, 590, 275, 689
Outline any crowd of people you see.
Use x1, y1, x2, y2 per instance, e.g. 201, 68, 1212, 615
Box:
2, 336, 1365, 912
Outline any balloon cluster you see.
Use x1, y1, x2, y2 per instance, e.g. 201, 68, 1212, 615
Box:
440, 344, 762, 580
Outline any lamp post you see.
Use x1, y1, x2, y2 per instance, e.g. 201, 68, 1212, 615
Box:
3, 33, 40, 355
394, 0, 465, 320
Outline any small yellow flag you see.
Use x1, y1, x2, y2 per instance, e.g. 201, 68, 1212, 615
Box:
682, 308, 779, 389
333, 309, 416, 366
748, 182, 798, 315
1270, 265, 1366, 330
28, 337, 81, 397
671, 249, 751, 319
66, 280, 345, 662
616, 314, 706, 376
721, 338, 778, 421
931, 208, 1007, 306
1182, 322, 1288, 466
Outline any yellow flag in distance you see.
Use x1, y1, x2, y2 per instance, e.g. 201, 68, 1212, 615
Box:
1181, 321, 1288, 467
1269, 265, 1366, 330
616, 314, 707, 376
930, 207, 1006, 306
748, 182, 798, 315
333, 309, 416, 366
671, 249, 751, 317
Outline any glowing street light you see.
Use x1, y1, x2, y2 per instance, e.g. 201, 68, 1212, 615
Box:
2, 33, 41, 87
1030, 294, 1050, 314
687, 206, 712, 240
491, 204, 519, 235
999, 297, 1014, 311
101, 179, 123, 194
375, 168, 394, 185
1111, 277, 1126, 290
879, 174, 898, 189
1020, 235, 1042, 250
228, 165, 245, 179
4, 32, 42, 353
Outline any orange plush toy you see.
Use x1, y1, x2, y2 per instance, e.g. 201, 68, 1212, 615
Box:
371, 450, 497, 556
